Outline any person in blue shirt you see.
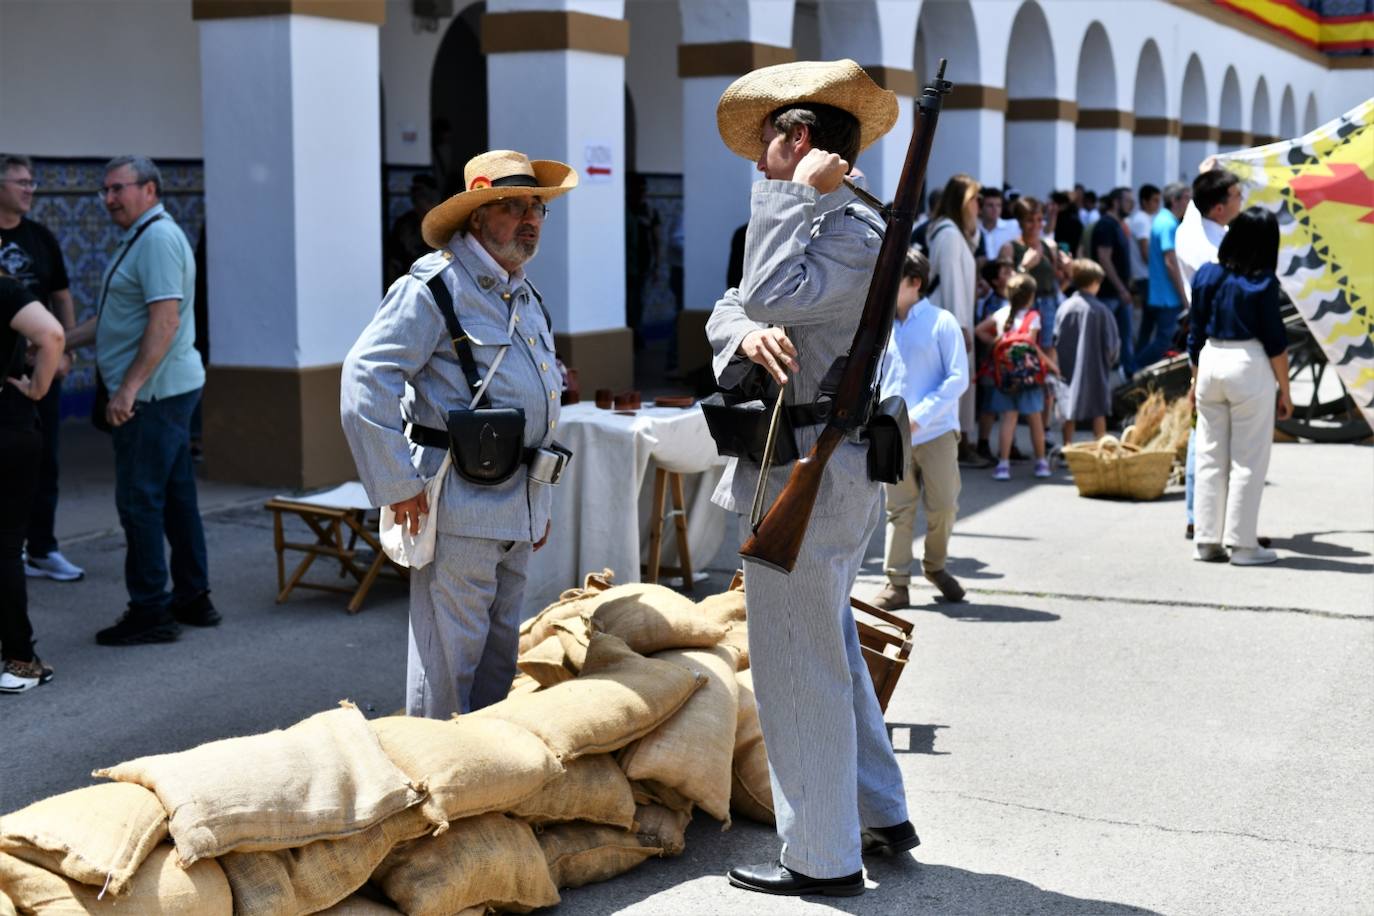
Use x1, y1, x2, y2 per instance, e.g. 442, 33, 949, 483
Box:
871, 249, 970, 610
1135, 182, 1193, 369
1187, 206, 1292, 566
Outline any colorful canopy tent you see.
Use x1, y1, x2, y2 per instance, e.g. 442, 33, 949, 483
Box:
1212, 98, 1374, 428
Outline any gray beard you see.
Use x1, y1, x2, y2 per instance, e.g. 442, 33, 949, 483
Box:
479, 223, 538, 267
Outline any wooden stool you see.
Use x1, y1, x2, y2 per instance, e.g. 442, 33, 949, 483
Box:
265, 484, 407, 614
643, 467, 695, 592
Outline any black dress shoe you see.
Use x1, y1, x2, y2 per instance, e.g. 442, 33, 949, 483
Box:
727, 861, 863, 897
172, 591, 221, 627
861, 821, 921, 856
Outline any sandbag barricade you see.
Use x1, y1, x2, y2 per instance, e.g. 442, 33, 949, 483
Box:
0, 569, 863, 914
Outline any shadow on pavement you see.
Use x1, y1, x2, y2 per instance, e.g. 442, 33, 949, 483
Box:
1269, 530, 1373, 559
915, 601, 1061, 623
1267, 555, 1374, 575
555, 819, 1160, 915
886, 722, 949, 755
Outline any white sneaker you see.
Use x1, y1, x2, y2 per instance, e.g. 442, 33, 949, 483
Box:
1230, 546, 1278, 566
24, 550, 84, 581
1193, 543, 1228, 562
0, 670, 39, 694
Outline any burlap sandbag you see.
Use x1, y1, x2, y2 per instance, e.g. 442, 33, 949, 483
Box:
510, 754, 635, 828
471, 633, 705, 760
586, 584, 727, 655
313, 894, 406, 915
697, 588, 746, 627
633, 803, 691, 857
0, 846, 231, 915
94, 705, 421, 866
0, 887, 16, 916
619, 646, 739, 823
0, 782, 167, 897
554, 616, 591, 671
732, 669, 775, 824
720, 623, 749, 671
371, 715, 562, 826
538, 823, 661, 890
509, 672, 542, 696
219, 806, 433, 916
373, 813, 559, 916
516, 635, 575, 688
517, 568, 612, 654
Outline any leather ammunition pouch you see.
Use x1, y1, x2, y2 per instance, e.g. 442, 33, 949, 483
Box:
700, 393, 800, 465
863, 395, 910, 485
421, 272, 573, 487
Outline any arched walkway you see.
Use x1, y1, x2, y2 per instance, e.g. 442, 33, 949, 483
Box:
916, 0, 987, 190
1253, 76, 1273, 142
1178, 54, 1213, 179
1003, 1, 1064, 196
1219, 66, 1245, 150
430, 2, 487, 198
1279, 85, 1297, 140
1074, 22, 1122, 194
1132, 39, 1171, 187
1304, 92, 1320, 133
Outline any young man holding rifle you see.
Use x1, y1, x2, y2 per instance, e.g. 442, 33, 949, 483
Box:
705, 59, 917, 898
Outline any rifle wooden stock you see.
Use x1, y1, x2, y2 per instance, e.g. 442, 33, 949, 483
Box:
738, 60, 952, 574
739, 426, 843, 572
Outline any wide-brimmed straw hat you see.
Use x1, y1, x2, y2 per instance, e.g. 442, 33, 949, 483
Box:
421, 150, 578, 247
716, 58, 898, 161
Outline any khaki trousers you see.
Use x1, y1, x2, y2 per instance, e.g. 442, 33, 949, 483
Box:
882, 429, 961, 584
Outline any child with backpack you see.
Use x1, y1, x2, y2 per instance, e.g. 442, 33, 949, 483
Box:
975, 273, 1060, 480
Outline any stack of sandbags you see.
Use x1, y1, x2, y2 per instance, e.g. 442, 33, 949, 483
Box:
0, 573, 780, 914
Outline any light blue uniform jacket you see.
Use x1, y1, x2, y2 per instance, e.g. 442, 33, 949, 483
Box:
706, 180, 884, 519
340, 237, 562, 543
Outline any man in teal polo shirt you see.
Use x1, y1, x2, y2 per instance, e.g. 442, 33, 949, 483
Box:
65, 156, 216, 644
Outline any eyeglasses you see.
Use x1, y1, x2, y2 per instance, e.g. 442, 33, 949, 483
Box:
97, 181, 149, 199
492, 198, 548, 220
1, 178, 37, 190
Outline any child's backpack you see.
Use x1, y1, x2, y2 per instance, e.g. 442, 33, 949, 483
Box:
990, 311, 1046, 395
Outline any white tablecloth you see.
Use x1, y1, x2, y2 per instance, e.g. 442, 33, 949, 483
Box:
524, 402, 728, 612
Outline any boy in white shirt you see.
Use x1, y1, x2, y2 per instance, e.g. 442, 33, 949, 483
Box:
872, 249, 970, 610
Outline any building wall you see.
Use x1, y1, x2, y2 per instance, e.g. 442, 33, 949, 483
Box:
0, 0, 203, 158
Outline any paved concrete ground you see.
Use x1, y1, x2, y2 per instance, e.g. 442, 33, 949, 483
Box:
5, 422, 1372, 916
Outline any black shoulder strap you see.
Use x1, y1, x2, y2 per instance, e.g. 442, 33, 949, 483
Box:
524, 280, 553, 333
425, 271, 489, 408
97, 214, 164, 318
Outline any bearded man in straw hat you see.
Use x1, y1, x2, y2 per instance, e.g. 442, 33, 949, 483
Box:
706, 60, 918, 897
341, 150, 576, 718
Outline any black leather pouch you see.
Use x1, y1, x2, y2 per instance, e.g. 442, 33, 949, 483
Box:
446, 407, 527, 485
864, 395, 910, 484
700, 392, 799, 465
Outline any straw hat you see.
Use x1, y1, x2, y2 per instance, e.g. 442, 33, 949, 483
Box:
421, 150, 579, 247
716, 59, 898, 162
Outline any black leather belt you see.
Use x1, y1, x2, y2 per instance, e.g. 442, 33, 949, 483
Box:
787, 400, 831, 428
407, 422, 541, 465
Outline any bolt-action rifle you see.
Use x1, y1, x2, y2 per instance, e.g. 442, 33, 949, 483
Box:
738, 59, 954, 574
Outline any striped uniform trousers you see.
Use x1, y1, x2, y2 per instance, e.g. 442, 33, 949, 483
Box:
740, 492, 910, 878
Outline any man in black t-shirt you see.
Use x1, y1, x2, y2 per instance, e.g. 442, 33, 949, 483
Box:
1092, 186, 1137, 377
0, 153, 83, 582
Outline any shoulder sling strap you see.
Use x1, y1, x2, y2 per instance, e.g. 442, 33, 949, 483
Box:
97, 214, 164, 318
425, 272, 492, 409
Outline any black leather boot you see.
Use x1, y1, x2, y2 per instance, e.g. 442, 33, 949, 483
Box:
727, 861, 864, 897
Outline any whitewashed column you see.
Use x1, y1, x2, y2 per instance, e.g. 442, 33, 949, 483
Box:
1179, 125, 1220, 180
1005, 98, 1076, 196
196, 4, 383, 487
485, 0, 630, 392
1076, 109, 1132, 193
1133, 118, 1181, 188
674, 0, 795, 372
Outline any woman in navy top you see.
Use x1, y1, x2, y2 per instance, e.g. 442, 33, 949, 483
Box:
1187, 207, 1293, 566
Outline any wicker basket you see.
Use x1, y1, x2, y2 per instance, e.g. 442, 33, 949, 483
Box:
1062, 434, 1176, 500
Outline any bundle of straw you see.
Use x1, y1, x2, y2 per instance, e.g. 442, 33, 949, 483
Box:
1124, 390, 1167, 449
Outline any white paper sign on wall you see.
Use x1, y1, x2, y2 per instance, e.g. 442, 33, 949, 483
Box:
584, 142, 613, 183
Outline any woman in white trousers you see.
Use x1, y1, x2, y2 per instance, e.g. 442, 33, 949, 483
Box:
1187, 207, 1293, 566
